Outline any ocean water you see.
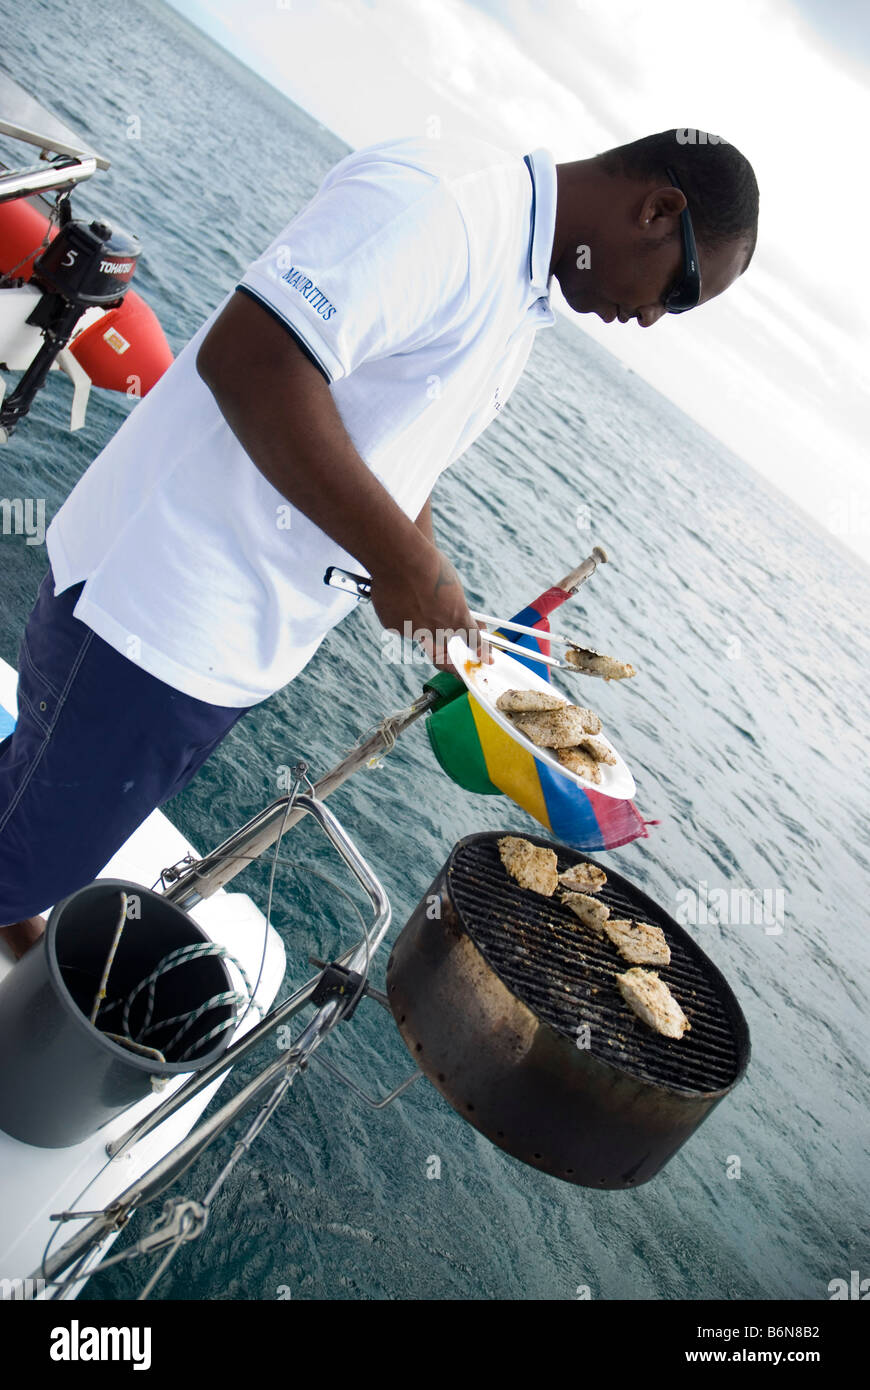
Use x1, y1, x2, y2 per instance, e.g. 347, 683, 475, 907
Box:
0, 0, 867, 1301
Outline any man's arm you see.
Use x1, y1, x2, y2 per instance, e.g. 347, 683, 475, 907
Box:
414, 496, 435, 546
196, 291, 482, 666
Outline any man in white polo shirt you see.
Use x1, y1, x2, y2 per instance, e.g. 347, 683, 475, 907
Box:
0, 128, 759, 953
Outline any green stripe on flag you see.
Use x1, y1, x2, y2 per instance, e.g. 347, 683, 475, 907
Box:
426, 688, 501, 794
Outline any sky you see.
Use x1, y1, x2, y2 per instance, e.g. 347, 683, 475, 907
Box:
167, 0, 869, 565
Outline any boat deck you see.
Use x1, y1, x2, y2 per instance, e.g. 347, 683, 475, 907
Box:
0, 656, 286, 1296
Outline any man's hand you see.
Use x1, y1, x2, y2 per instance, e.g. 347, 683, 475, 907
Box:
369, 538, 488, 669
196, 291, 486, 672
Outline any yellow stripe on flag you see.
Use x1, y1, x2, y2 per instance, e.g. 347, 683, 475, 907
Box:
468, 695, 552, 830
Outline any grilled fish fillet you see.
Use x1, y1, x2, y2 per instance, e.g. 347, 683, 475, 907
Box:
604, 919, 671, 967
576, 736, 618, 766
556, 747, 601, 783
498, 836, 559, 896
559, 861, 607, 893
496, 688, 565, 713
511, 705, 602, 747
616, 968, 690, 1038
565, 648, 636, 681
561, 891, 610, 933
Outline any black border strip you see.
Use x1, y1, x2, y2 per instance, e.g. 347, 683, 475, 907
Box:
523, 153, 536, 283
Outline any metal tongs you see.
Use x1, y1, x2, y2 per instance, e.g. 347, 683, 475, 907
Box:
323, 548, 617, 675
467, 614, 579, 670
473, 626, 633, 679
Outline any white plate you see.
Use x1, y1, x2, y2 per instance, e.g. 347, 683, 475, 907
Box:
447, 634, 637, 800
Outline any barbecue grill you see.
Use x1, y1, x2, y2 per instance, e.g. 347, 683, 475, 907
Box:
387, 831, 750, 1188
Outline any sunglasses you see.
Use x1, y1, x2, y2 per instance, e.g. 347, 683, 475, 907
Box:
663, 167, 701, 313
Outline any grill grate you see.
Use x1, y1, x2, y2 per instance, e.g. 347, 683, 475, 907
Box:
447, 837, 744, 1095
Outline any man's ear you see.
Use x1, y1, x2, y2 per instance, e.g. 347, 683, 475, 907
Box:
640, 185, 685, 229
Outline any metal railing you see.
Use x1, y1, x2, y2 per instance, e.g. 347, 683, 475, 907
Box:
0, 156, 97, 204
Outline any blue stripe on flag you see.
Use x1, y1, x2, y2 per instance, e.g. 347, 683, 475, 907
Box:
537, 759, 606, 849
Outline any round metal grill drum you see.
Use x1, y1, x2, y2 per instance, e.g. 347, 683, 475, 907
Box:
387, 831, 750, 1188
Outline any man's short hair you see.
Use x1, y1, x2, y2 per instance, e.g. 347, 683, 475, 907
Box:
599, 129, 759, 268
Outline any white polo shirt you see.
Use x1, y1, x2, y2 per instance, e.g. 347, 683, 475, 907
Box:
46, 135, 557, 707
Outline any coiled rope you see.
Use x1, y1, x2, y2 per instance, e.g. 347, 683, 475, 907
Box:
93, 891, 262, 1065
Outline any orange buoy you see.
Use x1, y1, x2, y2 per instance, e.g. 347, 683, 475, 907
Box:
0, 196, 56, 279
68, 293, 174, 396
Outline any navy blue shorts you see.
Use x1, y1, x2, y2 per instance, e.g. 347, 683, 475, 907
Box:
0, 569, 253, 924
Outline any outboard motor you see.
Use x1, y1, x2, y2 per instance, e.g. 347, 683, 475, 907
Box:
0, 204, 141, 436
34, 215, 141, 305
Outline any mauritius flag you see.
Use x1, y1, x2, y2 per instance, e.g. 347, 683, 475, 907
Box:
424, 586, 652, 851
